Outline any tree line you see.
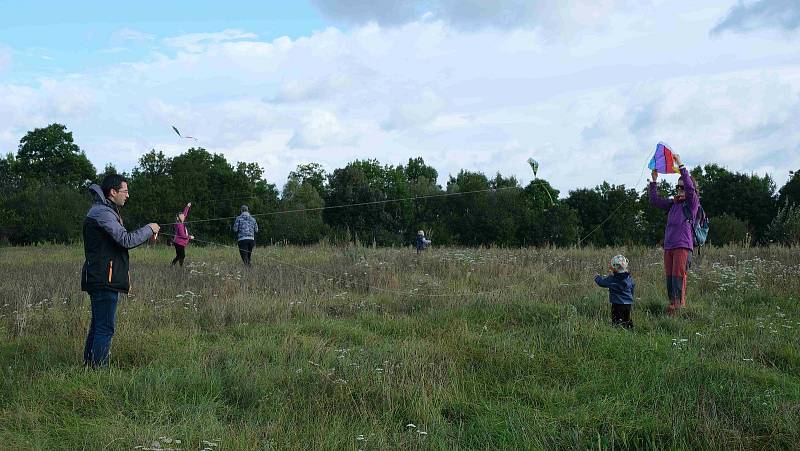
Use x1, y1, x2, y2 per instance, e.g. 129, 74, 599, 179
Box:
1, 124, 799, 247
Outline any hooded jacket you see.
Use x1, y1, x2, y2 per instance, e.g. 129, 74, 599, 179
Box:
81, 184, 153, 293
648, 167, 699, 250
594, 272, 635, 305
233, 212, 258, 241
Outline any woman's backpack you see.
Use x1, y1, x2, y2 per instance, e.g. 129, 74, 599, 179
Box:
683, 203, 710, 247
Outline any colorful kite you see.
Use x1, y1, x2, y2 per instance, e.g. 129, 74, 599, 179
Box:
648, 142, 680, 174
172, 125, 198, 141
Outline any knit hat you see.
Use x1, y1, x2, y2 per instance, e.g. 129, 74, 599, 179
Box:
610, 255, 629, 273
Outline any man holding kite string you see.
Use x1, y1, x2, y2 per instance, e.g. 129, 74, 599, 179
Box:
81, 174, 160, 367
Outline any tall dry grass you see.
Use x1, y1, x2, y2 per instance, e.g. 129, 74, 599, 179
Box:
0, 242, 798, 449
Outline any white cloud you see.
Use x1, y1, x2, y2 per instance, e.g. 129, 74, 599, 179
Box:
273, 74, 352, 103
711, 0, 800, 35
311, 0, 638, 33
101, 47, 129, 54
383, 88, 445, 130
1, 1, 799, 192
0, 78, 94, 127
0, 79, 96, 158
424, 113, 474, 132
112, 27, 155, 42
0, 44, 11, 72
289, 109, 354, 149
163, 29, 259, 52
38, 78, 95, 117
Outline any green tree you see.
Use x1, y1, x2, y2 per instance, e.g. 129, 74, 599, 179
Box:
126, 150, 176, 235
407, 178, 446, 244
517, 179, 575, 246
712, 213, 750, 246
778, 170, 800, 208
325, 159, 401, 245
565, 183, 641, 246
97, 163, 120, 182
274, 176, 327, 244
565, 188, 607, 246
0, 153, 20, 196
403, 158, 444, 244
691, 164, 777, 243
444, 170, 493, 246
766, 200, 800, 246
405, 156, 438, 184
0, 124, 95, 244
543, 204, 581, 246
379, 164, 413, 245
16, 123, 96, 189
1, 182, 86, 244
0, 155, 20, 242
524, 179, 558, 211
289, 163, 326, 199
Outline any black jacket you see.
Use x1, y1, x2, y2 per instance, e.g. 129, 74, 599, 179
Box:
81, 184, 153, 293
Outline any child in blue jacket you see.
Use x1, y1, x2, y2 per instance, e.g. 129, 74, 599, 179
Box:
594, 254, 635, 329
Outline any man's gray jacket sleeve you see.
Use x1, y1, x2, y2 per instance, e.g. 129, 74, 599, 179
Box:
94, 208, 153, 249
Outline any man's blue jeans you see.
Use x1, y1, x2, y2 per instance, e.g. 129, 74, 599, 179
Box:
83, 290, 119, 367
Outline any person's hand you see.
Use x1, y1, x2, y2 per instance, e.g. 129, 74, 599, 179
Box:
187, 202, 192, 207
673, 153, 683, 166
190, 235, 195, 240
148, 223, 160, 234
651, 169, 658, 183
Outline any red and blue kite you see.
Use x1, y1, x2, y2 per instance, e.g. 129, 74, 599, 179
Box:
648, 142, 680, 174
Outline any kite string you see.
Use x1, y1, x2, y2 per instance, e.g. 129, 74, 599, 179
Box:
576, 149, 654, 246
159, 184, 528, 227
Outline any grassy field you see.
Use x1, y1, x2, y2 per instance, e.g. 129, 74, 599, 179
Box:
0, 243, 799, 450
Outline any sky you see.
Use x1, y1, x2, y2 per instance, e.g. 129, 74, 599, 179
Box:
1, 0, 799, 194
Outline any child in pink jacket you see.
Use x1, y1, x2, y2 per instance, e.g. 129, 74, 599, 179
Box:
172, 202, 194, 266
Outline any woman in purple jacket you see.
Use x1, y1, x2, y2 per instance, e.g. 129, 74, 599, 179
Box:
172, 202, 194, 266
649, 154, 699, 316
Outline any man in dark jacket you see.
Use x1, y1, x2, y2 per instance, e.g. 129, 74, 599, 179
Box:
81, 174, 159, 367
